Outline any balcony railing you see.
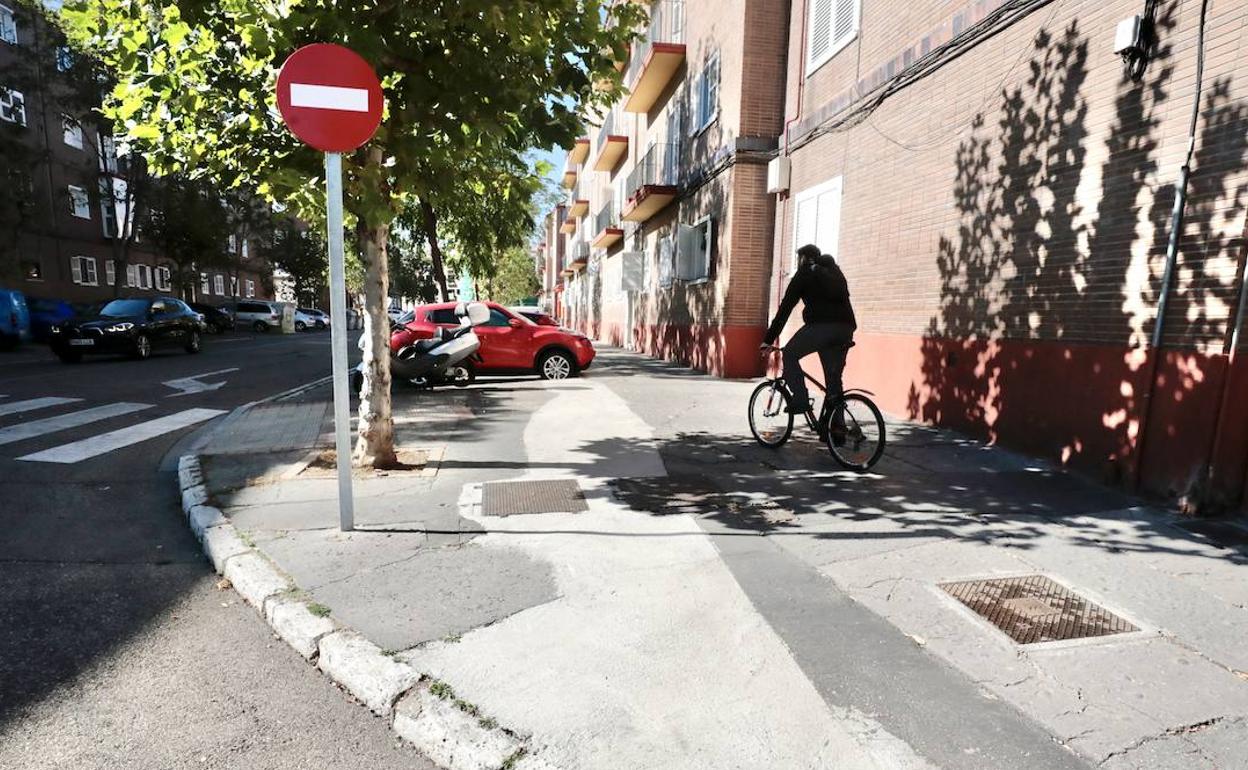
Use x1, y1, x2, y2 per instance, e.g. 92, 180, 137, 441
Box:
592, 199, 624, 249
623, 142, 680, 223
625, 0, 685, 87
597, 105, 620, 152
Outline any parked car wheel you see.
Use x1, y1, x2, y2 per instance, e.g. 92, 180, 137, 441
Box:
185, 330, 202, 354
447, 361, 476, 387
56, 350, 81, 364
295, 320, 307, 332
315, 320, 326, 330
253, 320, 269, 333
538, 349, 575, 380
132, 333, 152, 360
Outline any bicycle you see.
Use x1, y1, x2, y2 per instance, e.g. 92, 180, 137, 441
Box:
748, 345, 887, 471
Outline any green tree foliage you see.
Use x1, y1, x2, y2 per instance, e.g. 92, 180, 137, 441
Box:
142, 174, 229, 291
482, 247, 542, 306
261, 220, 326, 306
61, 0, 640, 466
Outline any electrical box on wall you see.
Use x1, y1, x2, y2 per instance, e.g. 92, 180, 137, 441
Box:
1114, 15, 1143, 55
767, 156, 791, 194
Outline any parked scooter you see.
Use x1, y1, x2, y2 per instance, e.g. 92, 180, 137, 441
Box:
350, 301, 490, 393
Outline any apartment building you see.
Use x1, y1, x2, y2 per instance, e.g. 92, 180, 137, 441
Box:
0, 3, 271, 308
772, 0, 1248, 507
557, 0, 789, 377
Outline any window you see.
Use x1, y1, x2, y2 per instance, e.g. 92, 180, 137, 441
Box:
807, 0, 860, 75
99, 179, 117, 237
68, 185, 90, 219
0, 87, 24, 126
214, 274, 224, 295
126, 264, 136, 287
105, 260, 115, 286
21, 260, 41, 281
689, 53, 720, 136
658, 234, 675, 288
98, 134, 118, 174
241, 239, 249, 260
200, 272, 210, 295
135, 263, 152, 290
0, 5, 15, 45
245, 279, 255, 298
56, 46, 73, 71
791, 176, 843, 273
428, 308, 458, 325
230, 276, 238, 296
155, 265, 171, 292
228, 234, 237, 253
62, 117, 83, 149
676, 216, 714, 282
71, 256, 98, 286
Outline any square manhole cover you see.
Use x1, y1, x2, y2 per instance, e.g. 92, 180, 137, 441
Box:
940, 575, 1137, 645
481, 479, 587, 516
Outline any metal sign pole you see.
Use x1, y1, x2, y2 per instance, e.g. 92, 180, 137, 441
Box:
325, 151, 355, 531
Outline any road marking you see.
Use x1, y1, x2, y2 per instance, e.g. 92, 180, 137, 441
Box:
19, 408, 226, 463
163, 368, 240, 397
290, 83, 369, 112
0, 397, 82, 418
0, 402, 153, 446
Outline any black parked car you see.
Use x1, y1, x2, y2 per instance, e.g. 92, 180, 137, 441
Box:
190, 302, 235, 334
50, 296, 205, 363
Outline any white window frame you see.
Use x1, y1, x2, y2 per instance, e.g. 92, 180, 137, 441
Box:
125, 264, 136, 287
241, 239, 249, 260
155, 265, 171, 292
214, 274, 224, 295
689, 52, 720, 137
0, 87, 25, 126
71, 256, 98, 286
806, 0, 861, 77
791, 176, 844, 275
98, 134, 118, 174
135, 263, 152, 290
68, 185, 90, 219
0, 5, 16, 46
676, 216, 713, 283
200, 272, 210, 295
105, 260, 115, 286
99, 179, 118, 237
245, 279, 255, 298
230, 275, 238, 296
62, 117, 83, 149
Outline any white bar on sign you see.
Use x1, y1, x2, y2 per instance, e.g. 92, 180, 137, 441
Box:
19, 408, 225, 464
290, 83, 369, 112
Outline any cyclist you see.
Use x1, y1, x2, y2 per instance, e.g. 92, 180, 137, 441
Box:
760, 243, 857, 421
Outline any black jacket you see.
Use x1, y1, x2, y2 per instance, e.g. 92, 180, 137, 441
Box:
764, 254, 856, 344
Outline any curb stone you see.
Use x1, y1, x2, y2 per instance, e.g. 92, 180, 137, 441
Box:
176, 454, 552, 770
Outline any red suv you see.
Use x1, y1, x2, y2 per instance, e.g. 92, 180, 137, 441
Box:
393, 301, 594, 379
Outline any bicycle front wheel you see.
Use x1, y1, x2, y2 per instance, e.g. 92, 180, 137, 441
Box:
749, 379, 794, 448
825, 393, 886, 471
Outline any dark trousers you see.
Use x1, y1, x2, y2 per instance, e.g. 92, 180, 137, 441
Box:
783, 322, 855, 411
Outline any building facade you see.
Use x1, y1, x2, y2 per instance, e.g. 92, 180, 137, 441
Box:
554, 0, 789, 377
772, 0, 1248, 508
541, 0, 1248, 510
1, 3, 272, 309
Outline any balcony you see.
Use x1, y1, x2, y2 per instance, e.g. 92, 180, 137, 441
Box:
622, 142, 679, 223
623, 0, 685, 114
594, 106, 628, 172
591, 200, 624, 249
561, 216, 577, 234
561, 168, 577, 188
568, 136, 590, 165
570, 241, 590, 271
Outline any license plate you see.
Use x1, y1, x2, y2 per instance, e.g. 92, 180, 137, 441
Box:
69, 338, 94, 346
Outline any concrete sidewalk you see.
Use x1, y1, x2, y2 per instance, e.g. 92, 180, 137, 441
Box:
191, 348, 1248, 770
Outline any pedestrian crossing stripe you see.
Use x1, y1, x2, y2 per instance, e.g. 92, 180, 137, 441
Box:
18, 408, 226, 464
0, 397, 82, 418
0, 402, 153, 447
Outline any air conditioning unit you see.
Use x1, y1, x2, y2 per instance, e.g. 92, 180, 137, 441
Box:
767, 156, 791, 194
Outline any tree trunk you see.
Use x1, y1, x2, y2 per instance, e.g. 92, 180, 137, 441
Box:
353, 149, 399, 469
420, 197, 449, 302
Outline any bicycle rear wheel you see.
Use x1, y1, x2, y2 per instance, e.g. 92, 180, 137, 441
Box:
749, 379, 794, 447
825, 393, 886, 470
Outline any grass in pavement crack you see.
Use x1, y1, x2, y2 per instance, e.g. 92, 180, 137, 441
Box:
307, 602, 331, 618
500, 748, 528, 769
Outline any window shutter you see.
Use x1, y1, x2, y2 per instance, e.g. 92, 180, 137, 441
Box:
71, 257, 82, 284
833, 0, 856, 45
816, 180, 842, 260
807, 0, 834, 68
105, 260, 115, 286
126, 264, 136, 287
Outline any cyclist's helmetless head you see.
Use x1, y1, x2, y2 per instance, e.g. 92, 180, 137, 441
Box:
796, 243, 821, 269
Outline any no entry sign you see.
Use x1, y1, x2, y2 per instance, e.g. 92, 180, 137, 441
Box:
276, 43, 383, 152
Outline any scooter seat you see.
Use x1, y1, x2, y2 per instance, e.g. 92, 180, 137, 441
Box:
411, 338, 442, 355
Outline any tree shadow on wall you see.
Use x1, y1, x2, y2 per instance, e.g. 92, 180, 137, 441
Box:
908, 10, 1248, 498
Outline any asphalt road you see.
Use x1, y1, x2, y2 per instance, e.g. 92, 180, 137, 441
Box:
0, 331, 433, 769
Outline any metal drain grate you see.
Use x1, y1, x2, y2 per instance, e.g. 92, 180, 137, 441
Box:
941, 575, 1137, 645
481, 479, 587, 516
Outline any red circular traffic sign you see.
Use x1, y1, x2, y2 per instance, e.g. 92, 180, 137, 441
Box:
276, 44, 383, 152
